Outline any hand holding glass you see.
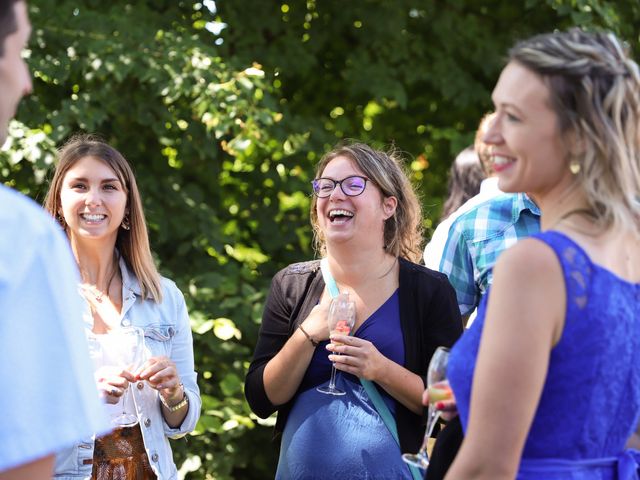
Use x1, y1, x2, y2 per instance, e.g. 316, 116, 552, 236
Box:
99, 326, 145, 427
402, 346, 452, 469
317, 293, 356, 396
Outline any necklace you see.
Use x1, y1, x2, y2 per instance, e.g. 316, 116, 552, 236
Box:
95, 260, 118, 304
555, 208, 597, 227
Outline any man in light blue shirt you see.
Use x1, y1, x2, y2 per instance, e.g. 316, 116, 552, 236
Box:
439, 192, 541, 323
425, 113, 503, 270
0, 1, 109, 478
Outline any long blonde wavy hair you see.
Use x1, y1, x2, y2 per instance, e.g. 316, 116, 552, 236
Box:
509, 29, 640, 235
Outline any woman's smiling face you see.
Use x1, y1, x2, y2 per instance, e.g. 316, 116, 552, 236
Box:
59, 155, 128, 246
484, 61, 574, 200
316, 155, 395, 250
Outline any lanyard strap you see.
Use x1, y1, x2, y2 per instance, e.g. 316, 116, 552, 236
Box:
320, 258, 341, 297
319, 258, 423, 480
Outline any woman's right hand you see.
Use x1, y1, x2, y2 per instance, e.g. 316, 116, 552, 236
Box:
262, 291, 335, 406
423, 386, 459, 421
95, 365, 136, 404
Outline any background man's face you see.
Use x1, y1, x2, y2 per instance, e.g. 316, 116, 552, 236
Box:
0, 0, 32, 145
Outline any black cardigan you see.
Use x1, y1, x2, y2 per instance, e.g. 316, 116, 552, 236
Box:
245, 257, 463, 453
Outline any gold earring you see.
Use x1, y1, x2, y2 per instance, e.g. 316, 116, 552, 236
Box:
120, 213, 131, 230
569, 160, 581, 175
56, 213, 66, 227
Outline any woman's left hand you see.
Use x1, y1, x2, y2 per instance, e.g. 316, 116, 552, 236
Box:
136, 355, 183, 401
423, 386, 459, 421
327, 335, 386, 381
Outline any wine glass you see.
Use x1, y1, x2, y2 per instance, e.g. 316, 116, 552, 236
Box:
100, 326, 145, 427
317, 292, 356, 396
86, 333, 104, 376
402, 346, 451, 469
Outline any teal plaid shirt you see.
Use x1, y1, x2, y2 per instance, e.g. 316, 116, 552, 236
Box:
439, 193, 541, 316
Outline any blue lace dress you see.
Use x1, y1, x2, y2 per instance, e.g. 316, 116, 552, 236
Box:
275, 290, 414, 480
448, 231, 640, 479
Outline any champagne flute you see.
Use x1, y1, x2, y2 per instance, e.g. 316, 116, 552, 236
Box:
101, 326, 145, 427
402, 346, 451, 469
317, 292, 356, 396
86, 333, 103, 367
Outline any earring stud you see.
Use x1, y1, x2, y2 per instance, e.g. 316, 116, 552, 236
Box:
569, 161, 581, 175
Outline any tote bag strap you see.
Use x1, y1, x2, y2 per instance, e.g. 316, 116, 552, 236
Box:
320, 258, 423, 480
320, 258, 341, 297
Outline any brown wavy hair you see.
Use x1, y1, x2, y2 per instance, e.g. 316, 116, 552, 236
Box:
440, 147, 484, 221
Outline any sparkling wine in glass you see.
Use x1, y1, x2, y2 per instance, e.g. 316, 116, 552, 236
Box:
317, 292, 356, 396
402, 346, 451, 469
101, 326, 145, 427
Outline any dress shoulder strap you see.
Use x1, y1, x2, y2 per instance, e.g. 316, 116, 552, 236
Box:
531, 230, 593, 313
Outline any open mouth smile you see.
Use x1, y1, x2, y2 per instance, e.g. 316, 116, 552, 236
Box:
80, 213, 107, 223
492, 154, 516, 172
328, 209, 354, 224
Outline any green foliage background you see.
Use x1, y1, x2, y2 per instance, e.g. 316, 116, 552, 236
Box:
2, 1, 638, 478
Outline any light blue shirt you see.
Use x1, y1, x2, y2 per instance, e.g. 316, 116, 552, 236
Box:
0, 185, 110, 472
424, 177, 502, 270
439, 192, 541, 316
54, 256, 201, 480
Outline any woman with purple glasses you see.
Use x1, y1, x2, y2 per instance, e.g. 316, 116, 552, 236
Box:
245, 141, 462, 479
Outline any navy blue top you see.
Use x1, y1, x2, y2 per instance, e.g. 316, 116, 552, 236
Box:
298, 290, 403, 414
448, 231, 640, 479
276, 290, 415, 479
245, 258, 463, 454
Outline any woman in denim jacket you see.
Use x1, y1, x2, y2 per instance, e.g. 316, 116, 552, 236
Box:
44, 134, 201, 479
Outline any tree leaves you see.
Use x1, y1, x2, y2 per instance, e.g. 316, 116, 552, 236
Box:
2, 0, 639, 478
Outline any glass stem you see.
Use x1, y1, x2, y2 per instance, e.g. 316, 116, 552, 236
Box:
328, 364, 338, 389
328, 351, 343, 389
426, 410, 441, 439
121, 386, 129, 416
417, 406, 440, 457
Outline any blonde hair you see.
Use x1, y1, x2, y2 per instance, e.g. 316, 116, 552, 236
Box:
310, 142, 424, 262
44, 134, 163, 302
474, 112, 497, 176
509, 29, 640, 235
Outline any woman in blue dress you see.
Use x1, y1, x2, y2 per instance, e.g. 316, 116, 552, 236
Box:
439, 30, 640, 479
245, 142, 462, 479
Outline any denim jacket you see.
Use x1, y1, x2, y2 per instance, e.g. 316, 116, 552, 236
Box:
54, 257, 201, 480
